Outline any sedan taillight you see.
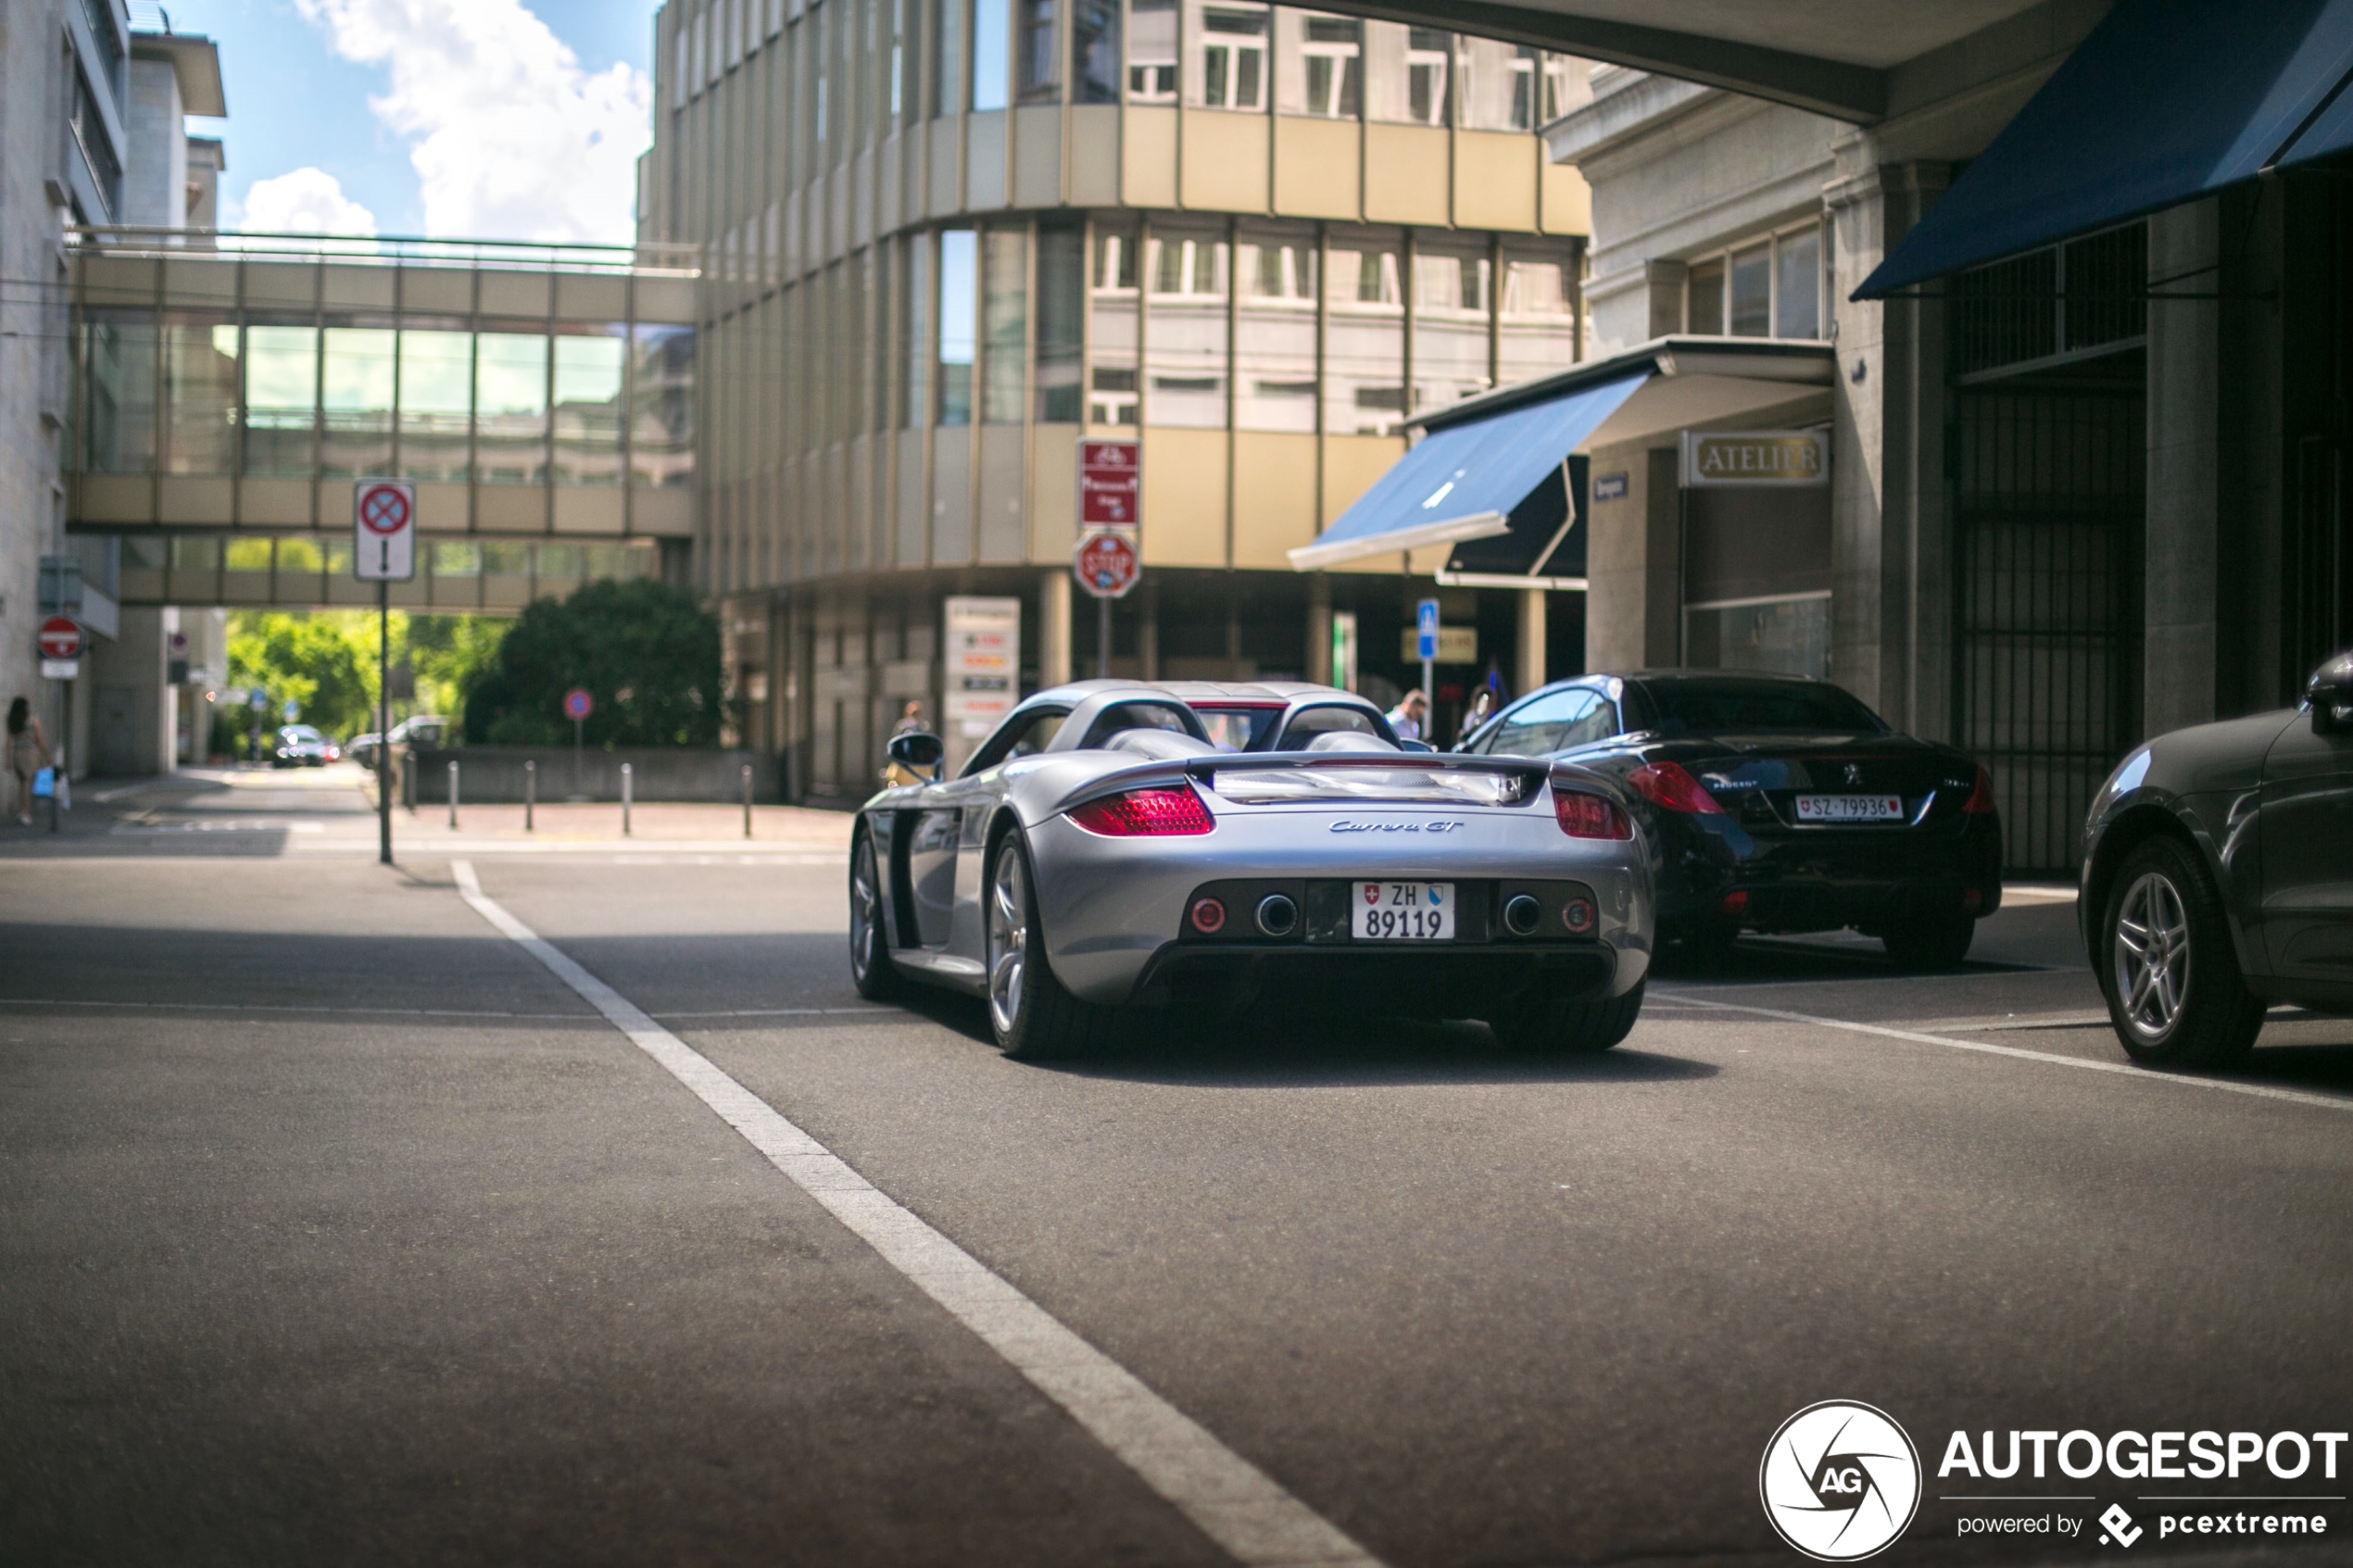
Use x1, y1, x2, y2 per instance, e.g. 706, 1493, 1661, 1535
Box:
1068, 784, 1214, 836
1962, 764, 1997, 813
1554, 788, 1630, 839
1627, 761, 1726, 815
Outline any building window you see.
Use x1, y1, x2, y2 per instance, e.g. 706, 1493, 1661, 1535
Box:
982, 228, 1028, 423
1018, 0, 1058, 100
1088, 220, 1139, 425
1037, 224, 1084, 421
399, 325, 474, 484
1541, 53, 1581, 122
1499, 241, 1578, 388
973, 0, 1009, 108
1144, 221, 1227, 428
79, 311, 156, 474
938, 227, 977, 425
1685, 596, 1831, 681
1325, 225, 1403, 435
163, 316, 240, 477
1127, 0, 1176, 100
554, 327, 628, 486
1236, 223, 1316, 433
320, 324, 396, 481
1413, 234, 1491, 411
1455, 39, 1538, 132
932, 0, 964, 116
1189, 1, 1267, 111
1072, 0, 1119, 104
629, 325, 696, 489
1683, 224, 1825, 341
475, 331, 549, 485
1276, 12, 1359, 119
901, 232, 930, 427
1363, 23, 1449, 125
242, 323, 318, 478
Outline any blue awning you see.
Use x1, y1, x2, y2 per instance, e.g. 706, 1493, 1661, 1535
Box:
1856, 0, 2353, 299
1287, 370, 1650, 570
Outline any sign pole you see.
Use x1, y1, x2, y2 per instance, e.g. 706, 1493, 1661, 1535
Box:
378, 578, 392, 865
51, 676, 67, 834
1097, 595, 1112, 680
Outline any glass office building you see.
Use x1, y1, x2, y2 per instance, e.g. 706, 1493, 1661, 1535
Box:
648, 0, 1595, 793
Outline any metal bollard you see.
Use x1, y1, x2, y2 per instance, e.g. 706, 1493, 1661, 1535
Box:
523, 759, 535, 832
742, 763, 753, 838
447, 760, 459, 829
621, 761, 632, 836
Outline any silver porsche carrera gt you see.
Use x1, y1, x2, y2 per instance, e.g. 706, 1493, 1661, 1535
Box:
849, 680, 1655, 1059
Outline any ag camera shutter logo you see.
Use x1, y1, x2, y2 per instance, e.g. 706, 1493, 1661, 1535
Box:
1760, 1400, 1922, 1561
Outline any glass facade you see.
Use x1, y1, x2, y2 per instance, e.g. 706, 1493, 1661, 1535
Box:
1413, 233, 1492, 411
1325, 226, 1404, 435
982, 229, 1028, 424
320, 324, 395, 481
1235, 223, 1315, 432
937, 228, 976, 425
1088, 221, 1139, 424
162, 317, 238, 476
398, 325, 472, 483
1144, 220, 1228, 428
243, 324, 317, 477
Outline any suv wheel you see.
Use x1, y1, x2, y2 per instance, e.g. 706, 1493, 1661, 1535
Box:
2100, 835, 2262, 1068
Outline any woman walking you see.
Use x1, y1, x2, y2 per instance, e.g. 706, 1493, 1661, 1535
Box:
8, 697, 52, 824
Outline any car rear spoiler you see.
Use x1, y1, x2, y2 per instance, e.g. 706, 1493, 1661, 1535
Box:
1048, 751, 1627, 817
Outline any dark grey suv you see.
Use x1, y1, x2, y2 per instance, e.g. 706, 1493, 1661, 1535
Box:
2081, 652, 2353, 1067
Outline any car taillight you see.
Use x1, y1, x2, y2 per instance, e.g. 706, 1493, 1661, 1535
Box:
1627, 761, 1726, 815
1068, 784, 1214, 836
1554, 788, 1630, 839
1962, 764, 1996, 814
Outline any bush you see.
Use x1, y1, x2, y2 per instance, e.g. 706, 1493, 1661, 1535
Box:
460, 578, 724, 747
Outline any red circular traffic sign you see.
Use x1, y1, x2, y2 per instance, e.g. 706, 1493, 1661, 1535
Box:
37, 616, 82, 660
562, 687, 594, 721
1074, 529, 1140, 600
358, 482, 412, 535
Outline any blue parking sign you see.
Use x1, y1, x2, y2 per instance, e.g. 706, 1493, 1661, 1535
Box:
1416, 598, 1441, 662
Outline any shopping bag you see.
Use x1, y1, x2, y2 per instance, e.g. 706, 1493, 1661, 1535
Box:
30, 767, 53, 798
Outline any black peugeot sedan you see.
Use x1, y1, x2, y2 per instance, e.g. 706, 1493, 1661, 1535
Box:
1457, 671, 2003, 969
2079, 652, 2353, 1070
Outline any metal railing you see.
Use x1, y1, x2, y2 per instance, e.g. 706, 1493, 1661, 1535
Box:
65, 224, 700, 277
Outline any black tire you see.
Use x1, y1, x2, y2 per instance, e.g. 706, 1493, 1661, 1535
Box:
2099, 834, 2263, 1069
848, 829, 902, 1001
1490, 980, 1645, 1053
985, 832, 1121, 1060
1881, 910, 1976, 972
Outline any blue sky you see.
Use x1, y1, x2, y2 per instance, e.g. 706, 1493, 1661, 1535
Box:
144, 0, 660, 242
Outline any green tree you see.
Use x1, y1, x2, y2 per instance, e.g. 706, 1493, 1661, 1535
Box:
460, 579, 723, 747
226, 613, 376, 738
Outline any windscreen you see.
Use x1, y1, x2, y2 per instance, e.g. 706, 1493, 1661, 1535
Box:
1189, 706, 1282, 753
1636, 678, 1885, 735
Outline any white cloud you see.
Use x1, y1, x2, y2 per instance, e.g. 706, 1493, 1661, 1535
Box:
293, 0, 651, 244
236, 167, 381, 235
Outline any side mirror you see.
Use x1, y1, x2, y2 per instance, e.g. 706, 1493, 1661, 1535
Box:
887, 730, 945, 771
2308, 653, 2353, 735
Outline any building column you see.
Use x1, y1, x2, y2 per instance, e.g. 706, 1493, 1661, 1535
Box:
1581, 442, 1680, 671
1517, 588, 1547, 695
1306, 573, 1332, 684
1825, 150, 1951, 736
2143, 198, 2233, 736
1039, 568, 1072, 687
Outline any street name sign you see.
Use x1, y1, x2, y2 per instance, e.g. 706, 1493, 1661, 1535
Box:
1074, 527, 1141, 600
353, 480, 418, 581
1077, 438, 1140, 527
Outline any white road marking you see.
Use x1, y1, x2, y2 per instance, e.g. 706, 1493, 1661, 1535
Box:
448, 859, 1381, 1568
1660, 993, 2353, 1114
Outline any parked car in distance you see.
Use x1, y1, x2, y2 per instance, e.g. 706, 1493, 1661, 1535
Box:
2081, 650, 2353, 1068
271, 725, 339, 768
851, 680, 1655, 1060
1457, 671, 2002, 970
347, 715, 448, 774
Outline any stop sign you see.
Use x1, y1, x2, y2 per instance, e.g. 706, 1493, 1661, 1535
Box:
36, 616, 82, 660
1074, 528, 1139, 600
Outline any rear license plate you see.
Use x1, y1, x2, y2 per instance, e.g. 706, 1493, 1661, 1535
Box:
1794, 794, 1905, 822
1352, 881, 1454, 941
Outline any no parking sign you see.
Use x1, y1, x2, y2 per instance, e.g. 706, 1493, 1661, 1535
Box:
353, 480, 416, 582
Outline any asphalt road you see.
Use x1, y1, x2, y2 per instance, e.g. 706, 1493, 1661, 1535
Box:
4, 772, 2350, 1566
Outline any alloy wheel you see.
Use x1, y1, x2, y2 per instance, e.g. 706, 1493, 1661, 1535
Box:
988, 845, 1026, 1036
2113, 870, 2190, 1040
